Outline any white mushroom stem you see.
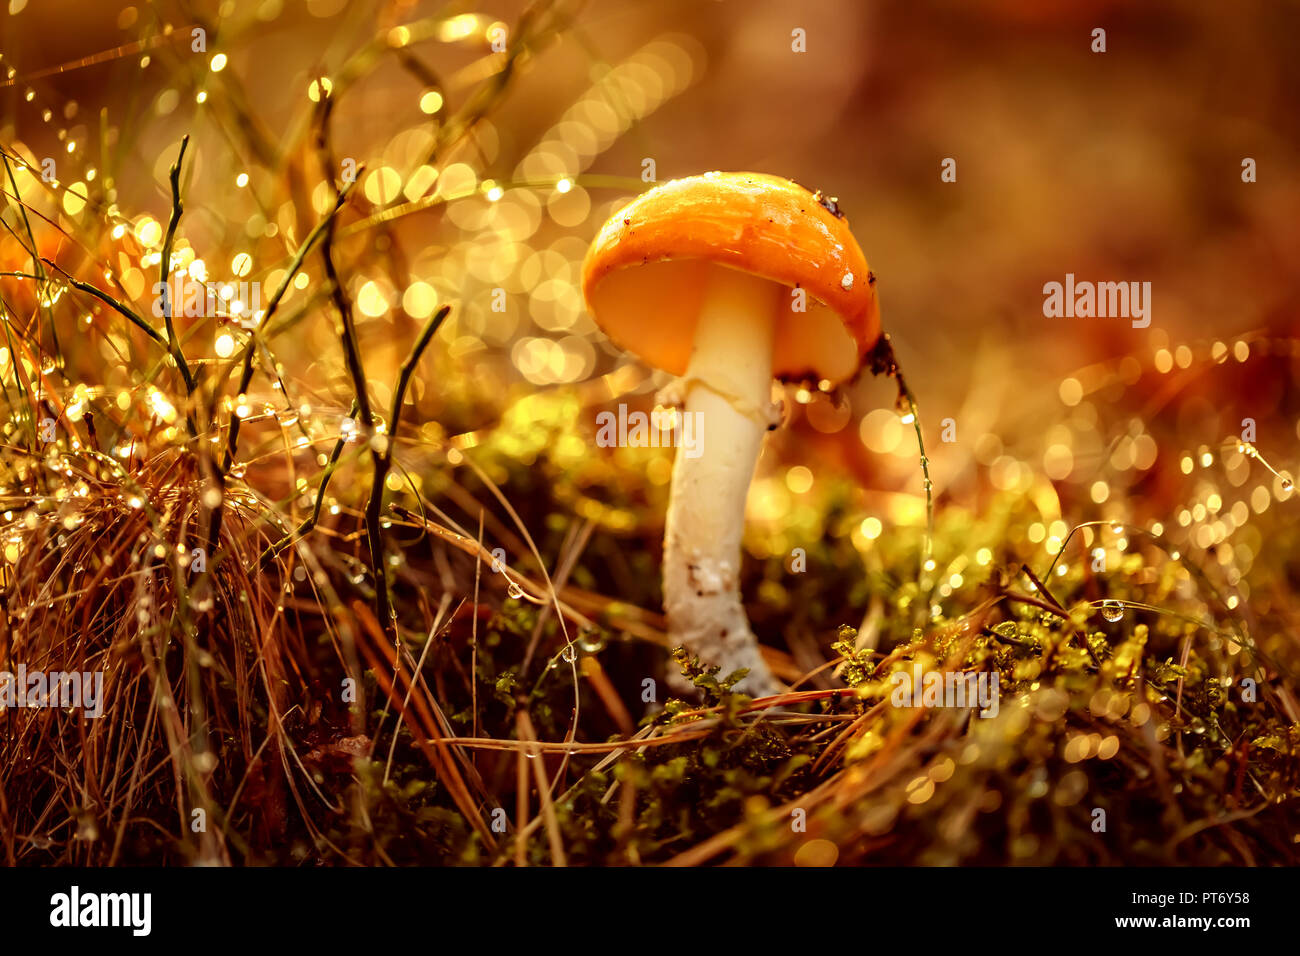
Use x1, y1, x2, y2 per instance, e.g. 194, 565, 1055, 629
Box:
662, 266, 782, 697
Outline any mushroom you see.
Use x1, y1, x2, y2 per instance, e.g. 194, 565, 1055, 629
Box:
581, 172, 881, 696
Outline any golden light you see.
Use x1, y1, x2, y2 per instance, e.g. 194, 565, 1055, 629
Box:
785, 465, 813, 494
134, 216, 162, 247
438, 13, 479, 42
419, 90, 444, 114
357, 281, 390, 317
307, 77, 333, 101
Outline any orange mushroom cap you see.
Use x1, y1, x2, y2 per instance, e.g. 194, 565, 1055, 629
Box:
581, 171, 881, 384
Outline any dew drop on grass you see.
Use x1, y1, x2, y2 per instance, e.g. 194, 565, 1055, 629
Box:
867, 336, 934, 594
1100, 601, 1125, 623
506, 581, 523, 599
561, 643, 577, 663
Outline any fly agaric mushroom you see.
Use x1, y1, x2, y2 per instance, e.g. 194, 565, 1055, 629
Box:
581, 171, 881, 696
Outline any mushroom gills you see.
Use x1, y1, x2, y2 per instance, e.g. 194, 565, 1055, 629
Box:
589, 258, 862, 383
662, 265, 783, 696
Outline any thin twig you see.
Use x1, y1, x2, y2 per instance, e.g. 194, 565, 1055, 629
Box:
157, 135, 196, 397
40, 257, 168, 351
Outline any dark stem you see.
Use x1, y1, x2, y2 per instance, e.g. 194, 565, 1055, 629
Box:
158, 135, 197, 400
321, 223, 392, 636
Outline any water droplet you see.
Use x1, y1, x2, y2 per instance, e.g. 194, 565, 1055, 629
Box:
1282, 477, 1294, 493
561, 643, 577, 663
506, 581, 523, 599
1100, 601, 1125, 623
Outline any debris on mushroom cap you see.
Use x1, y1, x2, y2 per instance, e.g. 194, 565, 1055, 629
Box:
581, 171, 882, 386
813, 189, 845, 219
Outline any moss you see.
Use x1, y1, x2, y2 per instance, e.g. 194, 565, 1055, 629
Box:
347, 388, 1299, 866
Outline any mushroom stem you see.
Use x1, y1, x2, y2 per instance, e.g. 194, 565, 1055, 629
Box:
663, 266, 782, 696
